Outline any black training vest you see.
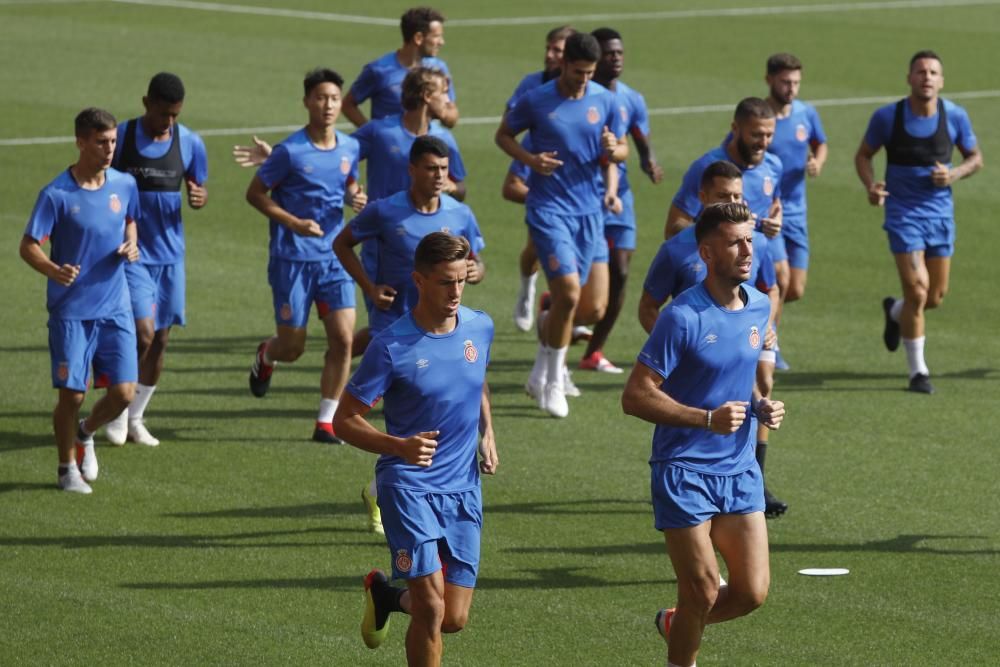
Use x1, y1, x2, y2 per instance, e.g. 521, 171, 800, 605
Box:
113, 119, 184, 192
885, 99, 952, 167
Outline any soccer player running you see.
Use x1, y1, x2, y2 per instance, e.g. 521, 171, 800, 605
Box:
579, 27, 664, 374
639, 161, 788, 517
20, 108, 141, 494
245, 68, 366, 444
104, 72, 208, 447
496, 31, 628, 418
506, 25, 575, 332
622, 202, 785, 667
333, 232, 497, 666
855, 50, 982, 394
342, 6, 459, 128
763, 53, 828, 370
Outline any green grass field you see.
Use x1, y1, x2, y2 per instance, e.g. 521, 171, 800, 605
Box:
2, 1, 999, 664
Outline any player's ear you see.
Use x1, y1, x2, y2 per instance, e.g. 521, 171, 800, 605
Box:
411, 270, 424, 291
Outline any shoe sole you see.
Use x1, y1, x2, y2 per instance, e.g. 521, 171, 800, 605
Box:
361, 570, 390, 649
312, 430, 344, 445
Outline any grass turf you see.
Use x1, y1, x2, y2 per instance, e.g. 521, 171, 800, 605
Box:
1, 1, 999, 664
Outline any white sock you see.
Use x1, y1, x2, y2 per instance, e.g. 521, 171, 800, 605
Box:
367, 478, 377, 499
890, 297, 903, 322
546, 346, 568, 390
317, 398, 338, 423
903, 336, 929, 377
128, 383, 156, 420
530, 343, 549, 386
519, 272, 537, 297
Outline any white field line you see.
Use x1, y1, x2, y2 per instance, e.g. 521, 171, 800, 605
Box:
106, 0, 1000, 27
2, 90, 997, 147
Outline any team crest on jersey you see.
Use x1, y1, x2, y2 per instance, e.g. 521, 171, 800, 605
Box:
547, 254, 560, 272
339, 156, 351, 175
280, 303, 293, 321
395, 549, 412, 573
749, 326, 761, 349
796, 124, 808, 142
619, 105, 628, 123
108, 194, 122, 214
57, 362, 69, 382
464, 339, 478, 363
586, 106, 600, 124
762, 176, 774, 197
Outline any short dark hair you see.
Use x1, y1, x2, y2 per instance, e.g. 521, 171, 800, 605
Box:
409, 135, 449, 164
700, 160, 743, 190
414, 231, 470, 275
401, 6, 445, 42
695, 202, 752, 243
734, 97, 775, 123
562, 32, 601, 64
766, 52, 802, 75
546, 25, 575, 43
590, 27, 622, 44
401, 66, 446, 111
303, 67, 344, 96
909, 49, 942, 70
74, 107, 117, 137
147, 72, 185, 104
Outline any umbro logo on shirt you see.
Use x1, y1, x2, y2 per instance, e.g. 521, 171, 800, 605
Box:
704, 334, 718, 344
416, 358, 430, 369
303, 164, 314, 174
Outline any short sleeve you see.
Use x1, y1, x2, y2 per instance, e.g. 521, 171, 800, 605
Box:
606, 94, 627, 138
808, 105, 827, 146
951, 104, 978, 152
257, 143, 292, 190
863, 106, 893, 151
637, 305, 690, 380
643, 242, 677, 304
444, 133, 467, 182
505, 93, 534, 135
350, 62, 379, 104
184, 130, 209, 184
672, 160, 705, 218
126, 178, 141, 222
24, 189, 58, 242
349, 200, 382, 242
631, 92, 651, 136
346, 338, 394, 406
463, 210, 486, 254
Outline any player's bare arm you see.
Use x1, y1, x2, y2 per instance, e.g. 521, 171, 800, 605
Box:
854, 140, 889, 206
332, 226, 397, 310
932, 144, 983, 187
501, 172, 528, 204
637, 291, 666, 335
246, 174, 322, 237
333, 392, 439, 466
478, 382, 498, 475
622, 362, 749, 434
186, 176, 208, 209
665, 203, 695, 239
19, 235, 79, 286
117, 218, 140, 263
495, 121, 563, 176
806, 141, 828, 177
631, 127, 664, 183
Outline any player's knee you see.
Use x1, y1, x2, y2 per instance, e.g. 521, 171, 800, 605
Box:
680, 573, 720, 613
550, 287, 579, 312
440, 608, 468, 633
903, 284, 929, 309
729, 585, 769, 617
136, 327, 155, 352
409, 591, 446, 627
785, 282, 804, 302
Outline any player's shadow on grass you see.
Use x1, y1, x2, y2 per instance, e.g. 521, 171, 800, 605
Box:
489, 498, 649, 516
165, 502, 363, 520
0, 431, 52, 454
0, 482, 56, 494
778, 366, 997, 391
121, 567, 673, 591
0, 526, 375, 551
165, 336, 268, 355
0, 344, 47, 354
504, 533, 999, 557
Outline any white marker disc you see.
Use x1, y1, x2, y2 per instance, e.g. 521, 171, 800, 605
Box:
798, 568, 850, 576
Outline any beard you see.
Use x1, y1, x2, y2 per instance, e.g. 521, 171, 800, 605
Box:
736, 136, 763, 165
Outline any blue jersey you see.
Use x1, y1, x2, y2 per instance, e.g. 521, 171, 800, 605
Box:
864, 97, 977, 220
353, 115, 466, 201
638, 283, 770, 475
257, 128, 360, 263
507, 134, 533, 182
609, 80, 651, 196
769, 100, 826, 218
24, 168, 140, 320
113, 120, 208, 265
349, 51, 456, 121
346, 306, 493, 493
673, 141, 784, 228
643, 226, 775, 304
505, 80, 627, 216
349, 190, 485, 330
506, 70, 550, 112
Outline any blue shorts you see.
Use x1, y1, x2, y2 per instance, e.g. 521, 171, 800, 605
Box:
268, 257, 355, 328
604, 189, 637, 252
766, 231, 788, 264
526, 208, 603, 286
48, 310, 138, 392
126, 261, 186, 329
378, 485, 482, 588
884, 216, 955, 258
651, 462, 764, 530
782, 215, 809, 270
